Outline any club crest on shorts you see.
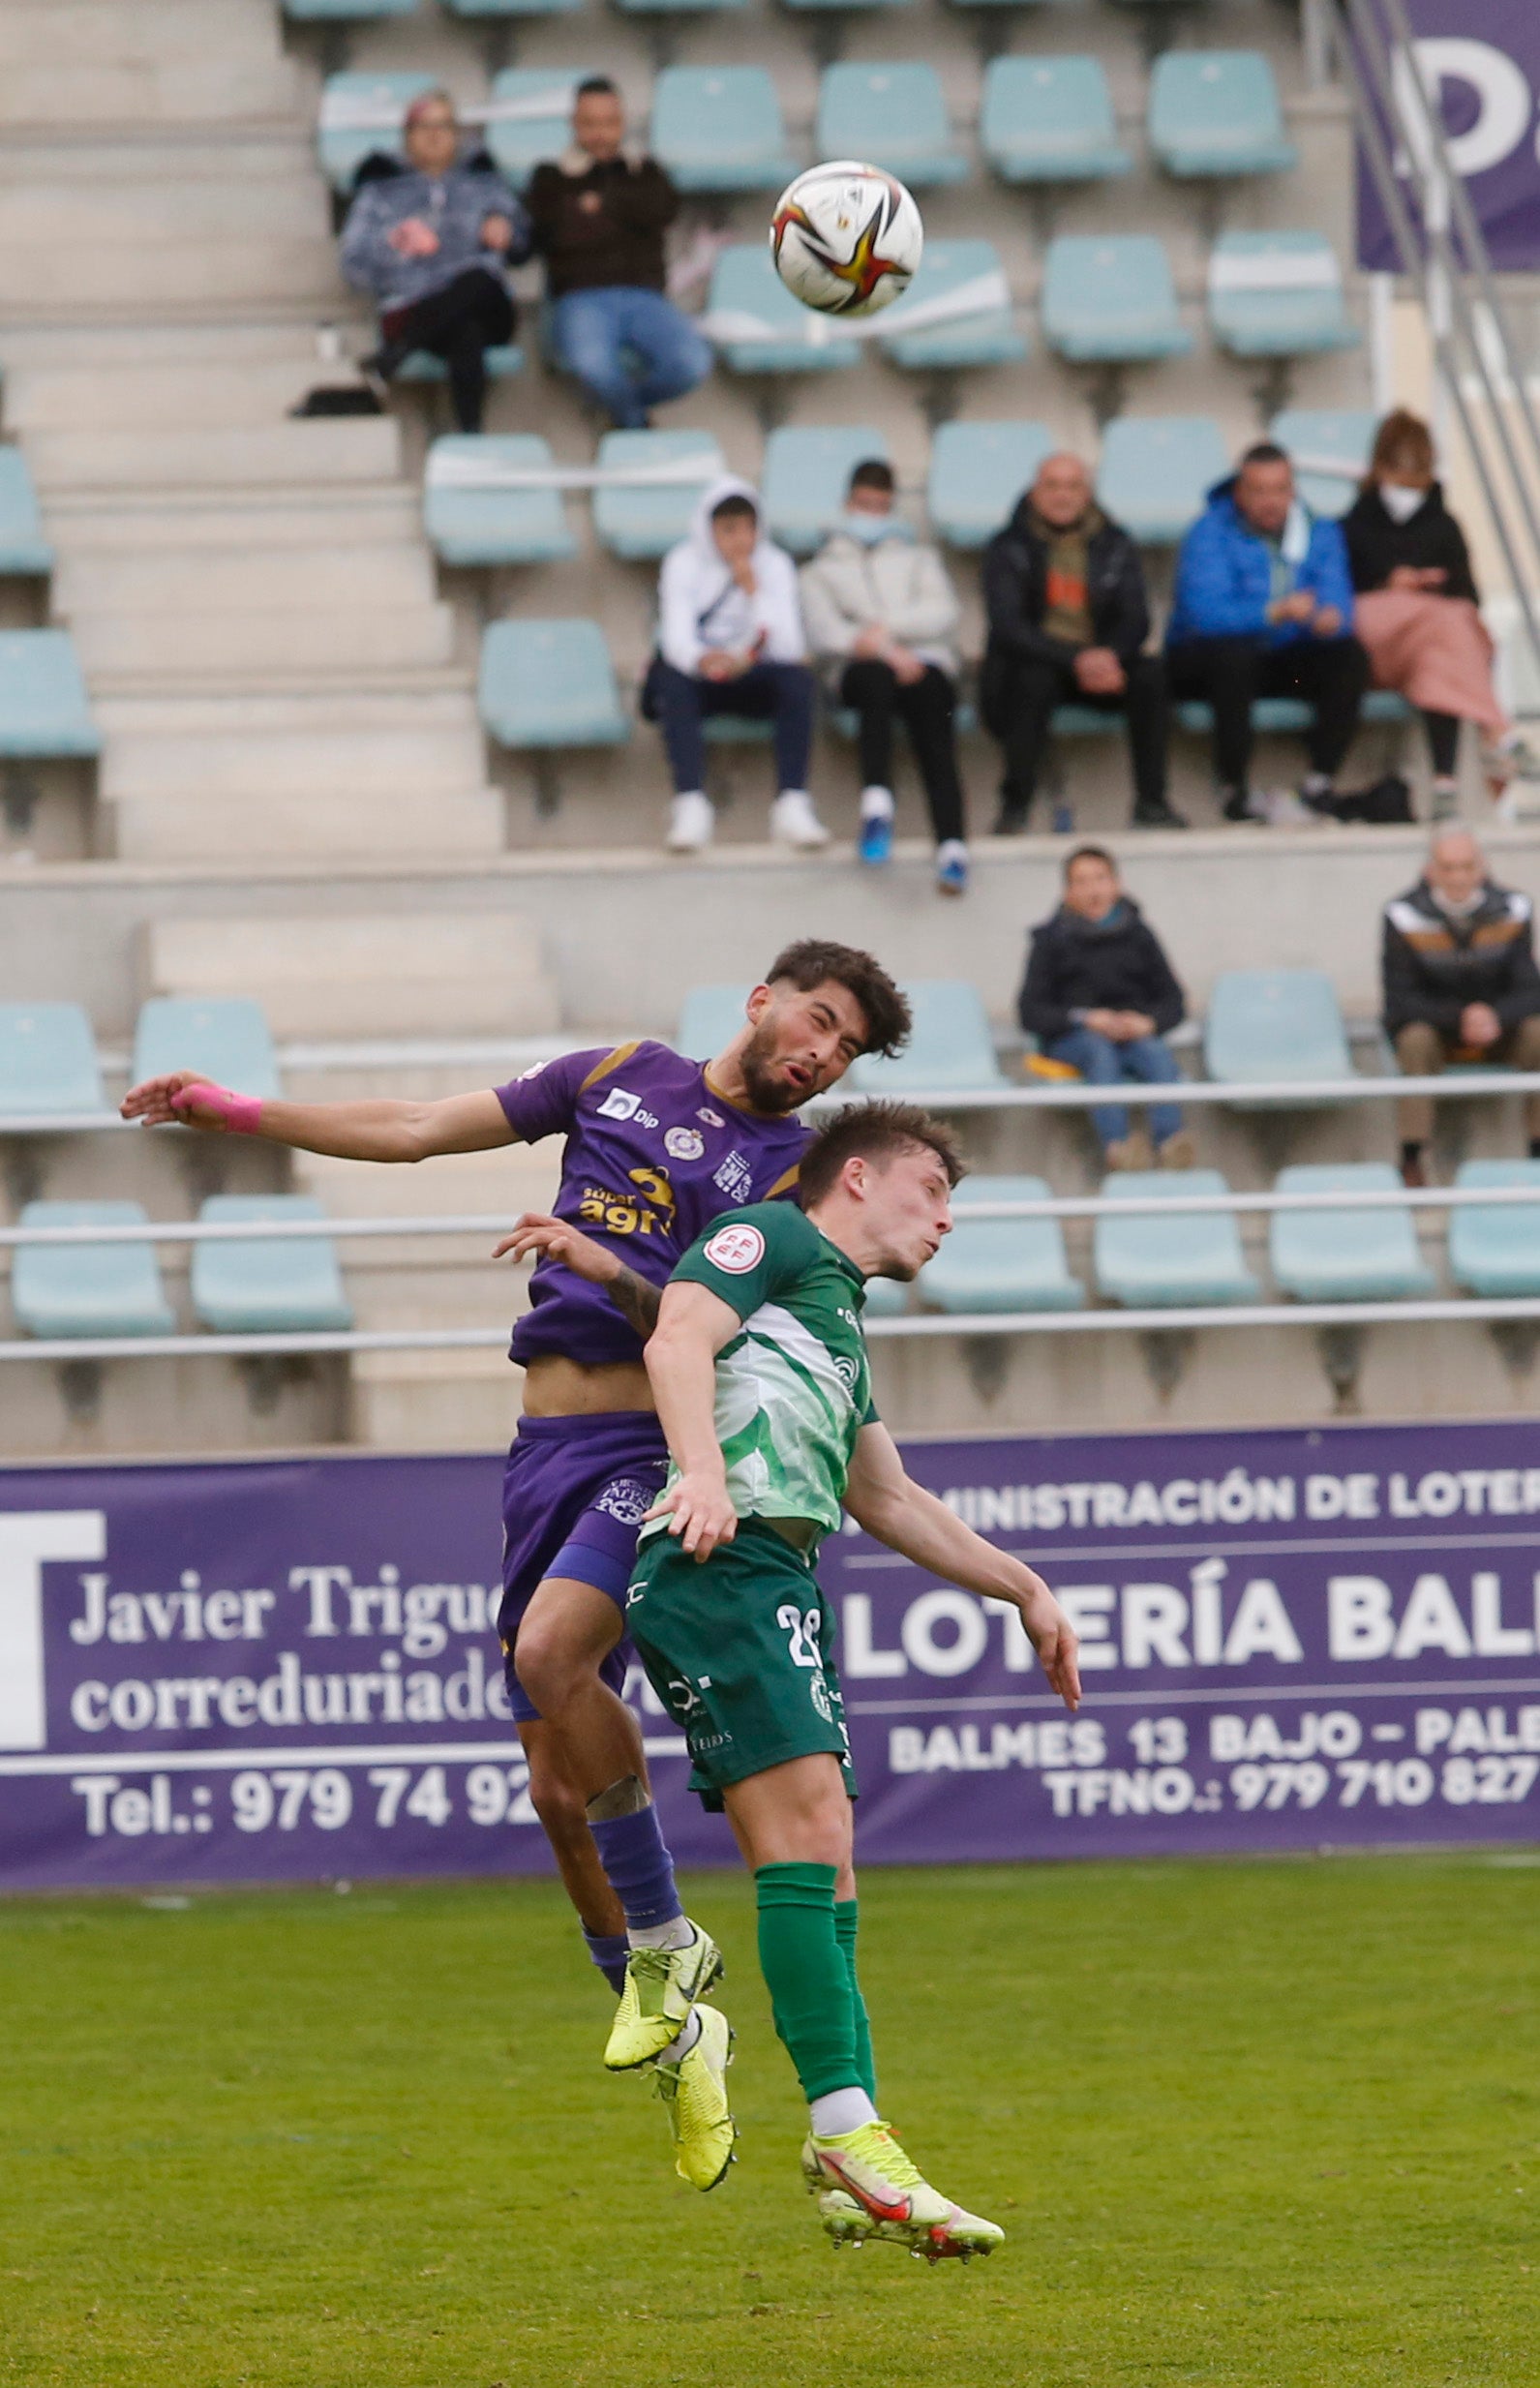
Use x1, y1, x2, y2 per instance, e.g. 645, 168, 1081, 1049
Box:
665, 1126, 705, 1162
703, 1223, 766, 1273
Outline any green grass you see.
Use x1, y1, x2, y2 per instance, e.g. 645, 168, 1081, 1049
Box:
0, 1856, 1535, 2388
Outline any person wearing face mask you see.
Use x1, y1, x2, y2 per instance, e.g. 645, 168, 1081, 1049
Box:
340, 91, 529, 434
799, 462, 969, 895
1343, 409, 1540, 818
1382, 825, 1540, 1186
649, 478, 825, 856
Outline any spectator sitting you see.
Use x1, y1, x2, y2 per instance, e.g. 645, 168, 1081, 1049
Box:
981, 454, 1185, 835
1167, 441, 1371, 823
1018, 843, 1193, 1172
649, 477, 826, 856
527, 76, 711, 430
1382, 825, 1540, 1187
799, 460, 970, 896
340, 90, 528, 435
1344, 408, 1540, 819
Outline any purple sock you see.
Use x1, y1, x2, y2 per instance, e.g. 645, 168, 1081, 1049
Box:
582, 1925, 631, 1997
588, 1802, 683, 1933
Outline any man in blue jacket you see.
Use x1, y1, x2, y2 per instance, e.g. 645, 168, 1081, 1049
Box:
1166, 443, 1370, 823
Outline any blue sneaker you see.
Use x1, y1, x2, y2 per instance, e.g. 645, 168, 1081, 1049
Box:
935, 841, 969, 896
859, 806, 894, 866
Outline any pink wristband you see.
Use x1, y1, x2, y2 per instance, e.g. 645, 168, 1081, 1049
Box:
170, 1081, 263, 1135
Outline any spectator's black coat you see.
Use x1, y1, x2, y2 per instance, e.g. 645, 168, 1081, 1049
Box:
526, 155, 679, 296
1381, 877, 1540, 1038
981, 500, 1152, 739
1017, 898, 1187, 1043
1343, 482, 1480, 603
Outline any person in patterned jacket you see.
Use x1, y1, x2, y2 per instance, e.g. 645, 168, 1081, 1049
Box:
1382, 825, 1540, 1185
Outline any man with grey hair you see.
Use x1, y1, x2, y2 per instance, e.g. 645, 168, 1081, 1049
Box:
981, 452, 1182, 832
1382, 824, 1540, 1185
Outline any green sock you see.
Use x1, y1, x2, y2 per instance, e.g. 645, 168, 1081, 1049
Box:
755, 1862, 861, 2102
833, 1898, 877, 2104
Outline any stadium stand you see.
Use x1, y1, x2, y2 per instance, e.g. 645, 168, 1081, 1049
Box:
761, 425, 890, 557
190, 1195, 353, 1335
1146, 51, 1298, 181
0, 1004, 105, 1120
0, 450, 52, 579
1096, 416, 1229, 545
650, 69, 797, 195
816, 65, 967, 190
14, 1202, 176, 1341
916, 1174, 1086, 1315
1041, 236, 1193, 365
592, 430, 723, 559
848, 981, 1005, 1094
424, 435, 577, 567
926, 420, 1054, 548
980, 56, 1131, 186
1203, 969, 1356, 1095
1094, 1170, 1260, 1309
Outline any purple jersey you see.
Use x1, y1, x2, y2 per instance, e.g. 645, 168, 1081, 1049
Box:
495, 1039, 806, 1370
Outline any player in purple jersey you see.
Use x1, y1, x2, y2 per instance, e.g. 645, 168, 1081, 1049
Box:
121, 940, 909, 2191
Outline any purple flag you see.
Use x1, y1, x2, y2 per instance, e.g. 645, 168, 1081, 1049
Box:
1356, 0, 1540, 272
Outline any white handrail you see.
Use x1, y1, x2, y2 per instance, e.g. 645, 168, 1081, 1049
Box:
811, 1070, 1540, 1112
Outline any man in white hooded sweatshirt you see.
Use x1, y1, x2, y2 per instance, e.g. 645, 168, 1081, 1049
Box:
649, 477, 828, 855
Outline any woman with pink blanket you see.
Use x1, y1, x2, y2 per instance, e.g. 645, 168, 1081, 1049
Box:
1344, 409, 1538, 816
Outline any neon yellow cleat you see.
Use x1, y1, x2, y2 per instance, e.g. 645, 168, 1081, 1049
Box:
602, 1923, 723, 2071
654, 2004, 737, 2192
801, 2122, 1005, 2263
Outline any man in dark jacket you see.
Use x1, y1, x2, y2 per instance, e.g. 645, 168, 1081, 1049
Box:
527, 77, 711, 429
1018, 845, 1193, 1169
1382, 826, 1540, 1185
982, 454, 1183, 834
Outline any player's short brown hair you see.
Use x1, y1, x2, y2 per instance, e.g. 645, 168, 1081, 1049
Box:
799, 1100, 965, 1208
764, 940, 910, 1059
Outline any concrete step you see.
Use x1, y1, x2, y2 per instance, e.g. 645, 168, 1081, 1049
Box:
0, 1, 290, 66
25, 416, 402, 492
111, 782, 506, 865
5, 354, 367, 434
0, 62, 305, 130
70, 599, 457, 677
54, 543, 437, 613
0, 236, 343, 312
0, 181, 325, 249
98, 688, 490, 801
45, 491, 420, 553
151, 913, 559, 1041
347, 1347, 520, 1456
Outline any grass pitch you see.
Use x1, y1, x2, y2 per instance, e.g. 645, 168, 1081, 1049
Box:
0, 1854, 1533, 2388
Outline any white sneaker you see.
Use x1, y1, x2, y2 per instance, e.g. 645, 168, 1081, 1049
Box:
770, 790, 830, 851
666, 791, 714, 853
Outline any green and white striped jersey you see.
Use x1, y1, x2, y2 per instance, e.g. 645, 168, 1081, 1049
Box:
646, 1200, 876, 1542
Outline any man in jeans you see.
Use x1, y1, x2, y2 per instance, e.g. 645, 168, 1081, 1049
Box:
1017, 844, 1193, 1171
981, 453, 1183, 833
1166, 442, 1371, 822
528, 77, 711, 429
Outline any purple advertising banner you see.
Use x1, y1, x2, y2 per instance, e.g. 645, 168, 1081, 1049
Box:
2, 1420, 1539, 1890
1356, 1, 1540, 272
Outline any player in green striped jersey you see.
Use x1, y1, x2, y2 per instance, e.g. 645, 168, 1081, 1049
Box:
626, 1101, 1081, 2258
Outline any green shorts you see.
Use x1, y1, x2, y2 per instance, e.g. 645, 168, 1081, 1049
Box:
625, 1519, 857, 1811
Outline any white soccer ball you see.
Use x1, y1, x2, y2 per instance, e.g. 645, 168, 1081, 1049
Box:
770, 161, 923, 319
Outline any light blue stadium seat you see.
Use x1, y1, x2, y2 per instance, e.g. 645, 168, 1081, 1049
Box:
1148, 50, 1297, 178
0, 452, 52, 577
133, 998, 281, 1103
817, 65, 966, 189
1098, 415, 1228, 543
677, 983, 752, 1058
287, 0, 417, 17
1095, 1170, 1259, 1308
0, 1003, 104, 1118
1204, 969, 1353, 1095
1209, 232, 1357, 357
920, 1174, 1085, 1314
317, 73, 436, 195
594, 431, 724, 561
0, 630, 99, 759
652, 69, 796, 193
705, 248, 862, 377
447, 0, 584, 19
424, 436, 575, 567
981, 56, 1131, 184
861, 1275, 910, 1317
15, 1202, 175, 1341
397, 344, 525, 386
485, 71, 584, 189
849, 980, 1004, 1095
1271, 407, 1376, 520
479, 619, 629, 749
784, 0, 915, 16
926, 419, 1054, 548
1042, 236, 1193, 363
1176, 692, 1408, 737
618, 0, 748, 21
1449, 1160, 1540, 1298
191, 1196, 354, 1335
880, 240, 1027, 372
762, 425, 890, 557
1270, 1164, 1434, 1303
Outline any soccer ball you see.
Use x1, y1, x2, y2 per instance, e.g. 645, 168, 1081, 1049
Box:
770, 161, 922, 318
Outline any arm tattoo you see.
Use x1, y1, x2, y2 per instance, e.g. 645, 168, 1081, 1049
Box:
607, 1265, 662, 1340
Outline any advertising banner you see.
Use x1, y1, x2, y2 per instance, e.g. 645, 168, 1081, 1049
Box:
1356, 1, 1540, 273
2, 1421, 1539, 1890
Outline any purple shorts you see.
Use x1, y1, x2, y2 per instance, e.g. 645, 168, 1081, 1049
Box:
498, 1409, 670, 1725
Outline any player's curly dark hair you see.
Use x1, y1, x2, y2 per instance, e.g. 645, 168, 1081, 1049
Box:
765, 940, 910, 1059
799, 1100, 965, 1208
